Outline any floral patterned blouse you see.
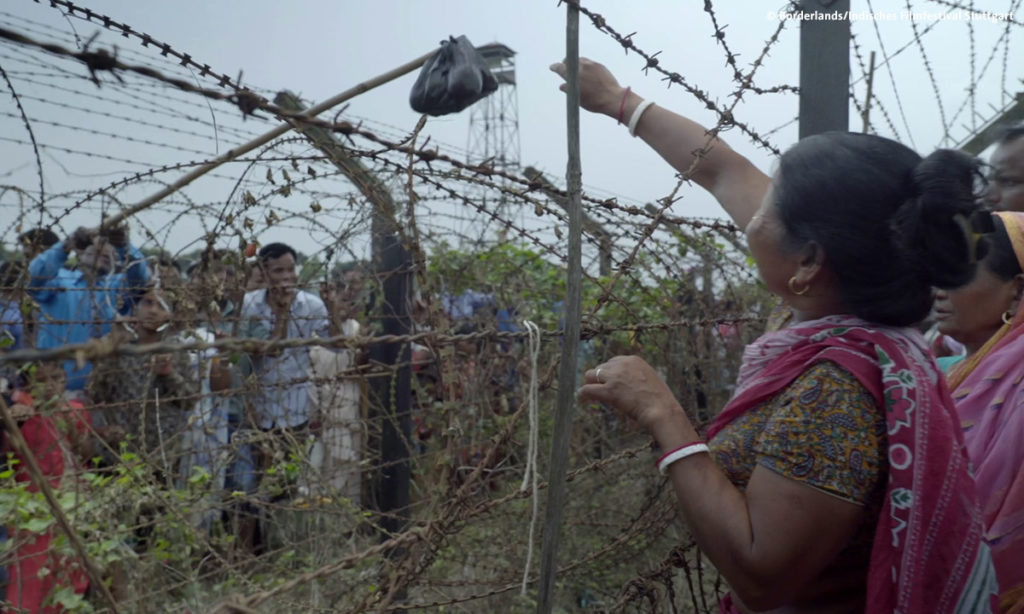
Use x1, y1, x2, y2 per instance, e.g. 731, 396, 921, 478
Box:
709, 360, 889, 565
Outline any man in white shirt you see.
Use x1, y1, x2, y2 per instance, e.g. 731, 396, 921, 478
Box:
241, 243, 331, 431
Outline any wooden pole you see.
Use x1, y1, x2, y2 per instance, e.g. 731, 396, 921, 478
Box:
98, 48, 436, 230
861, 51, 876, 133
273, 92, 411, 543
536, 3, 583, 612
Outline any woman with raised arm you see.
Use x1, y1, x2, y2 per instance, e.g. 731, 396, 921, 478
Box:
933, 211, 1024, 614
555, 59, 998, 614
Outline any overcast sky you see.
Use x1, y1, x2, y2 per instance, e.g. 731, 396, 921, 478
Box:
1, 1, 1020, 257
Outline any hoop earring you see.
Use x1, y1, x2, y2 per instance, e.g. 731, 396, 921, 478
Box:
1002, 310, 1014, 325
788, 276, 810, 296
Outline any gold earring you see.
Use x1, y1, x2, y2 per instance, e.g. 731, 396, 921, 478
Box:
788, 276, 810, 296
1002, 310, 1014, 325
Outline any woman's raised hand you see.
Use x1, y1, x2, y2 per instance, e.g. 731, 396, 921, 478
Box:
550, 57, 627, 117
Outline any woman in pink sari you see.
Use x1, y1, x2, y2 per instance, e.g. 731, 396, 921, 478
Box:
556, 58, 998, 613
935, 210, 1024, 613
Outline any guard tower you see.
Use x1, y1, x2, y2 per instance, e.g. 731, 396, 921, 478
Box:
467, 43, 520, 173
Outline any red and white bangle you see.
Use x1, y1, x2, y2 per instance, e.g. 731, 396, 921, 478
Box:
656, 441, 709, 475
617, 86, 631, 124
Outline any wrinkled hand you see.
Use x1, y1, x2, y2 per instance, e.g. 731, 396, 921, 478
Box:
109, 316, 137, 344
268, 286, 294, 317
151, 354, 174, 377
8, 403, 34, 421
319, 281, 337, 312
577, 355, 686, 433
65, 226, 94, 252
550, 57, 626, 116
103, 223, 129, 248
320, 281, 357, 323
97, 424, 126, 443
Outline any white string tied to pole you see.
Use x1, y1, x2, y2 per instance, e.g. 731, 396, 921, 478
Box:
520, 319, 542, 596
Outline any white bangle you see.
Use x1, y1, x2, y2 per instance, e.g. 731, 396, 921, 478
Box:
657, 442, 709, 475
628, 99, 655, 137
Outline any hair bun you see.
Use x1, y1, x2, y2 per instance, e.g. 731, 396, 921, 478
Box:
775, 133, 986, 326
891, 149, 984, 289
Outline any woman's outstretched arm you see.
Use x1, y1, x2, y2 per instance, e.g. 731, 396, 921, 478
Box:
551, 58, 770, 228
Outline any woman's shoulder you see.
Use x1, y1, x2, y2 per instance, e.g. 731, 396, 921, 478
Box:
783, 360, 877, 407
758, 359, 888, 505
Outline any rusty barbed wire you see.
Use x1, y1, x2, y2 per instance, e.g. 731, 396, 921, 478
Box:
943, 0, 1018, 138
968, 0, 978, 134
42, 0, 256, 91
1001, 0, 1022, 102
0, 63, 264, 140
2, 23, 748, 239
702, 0, 801, 98
905, 0, 952, 145
864, 0, 920, 149
0, 313, 765, 366
925, 0, 1024, 25
7, 1, 1010, 611
564, 0, 786, 156
550, 0, 790, 325
849, 31, 888, 137
0, 109, 223, 157
0, 62, 45, 216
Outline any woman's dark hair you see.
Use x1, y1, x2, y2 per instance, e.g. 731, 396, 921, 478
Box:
981, 215, 1023, 280
774, 132, 983, 326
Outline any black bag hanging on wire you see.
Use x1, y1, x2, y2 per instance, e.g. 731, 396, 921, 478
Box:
409, 35, 498, 116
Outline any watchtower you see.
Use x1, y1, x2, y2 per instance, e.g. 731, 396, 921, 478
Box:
466, 43, 520, 174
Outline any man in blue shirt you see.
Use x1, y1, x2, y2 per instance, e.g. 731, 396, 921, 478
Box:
28, 226, 149, 393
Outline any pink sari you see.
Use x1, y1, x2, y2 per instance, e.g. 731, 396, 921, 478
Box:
709, 315, 997, 614
947, 211, 1024, 613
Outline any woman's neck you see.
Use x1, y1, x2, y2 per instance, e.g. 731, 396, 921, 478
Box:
963, 340, 986, 359
961, 326, 1003, 358
788, 295, 848, 324
790, 306, 845, 324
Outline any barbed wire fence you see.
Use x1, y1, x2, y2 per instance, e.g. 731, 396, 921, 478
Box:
0, 1, 1019, 612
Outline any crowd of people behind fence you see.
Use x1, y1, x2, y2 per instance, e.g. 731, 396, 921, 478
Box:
0, 225, 511, 610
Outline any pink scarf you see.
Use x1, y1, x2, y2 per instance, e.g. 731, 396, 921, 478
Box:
708, 315, 996, 613
948, 211, 1024, 612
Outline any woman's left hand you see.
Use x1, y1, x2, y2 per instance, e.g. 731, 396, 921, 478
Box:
151, 354, 174, 377
8, 403, 34, 421
578, 355, 688, 433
